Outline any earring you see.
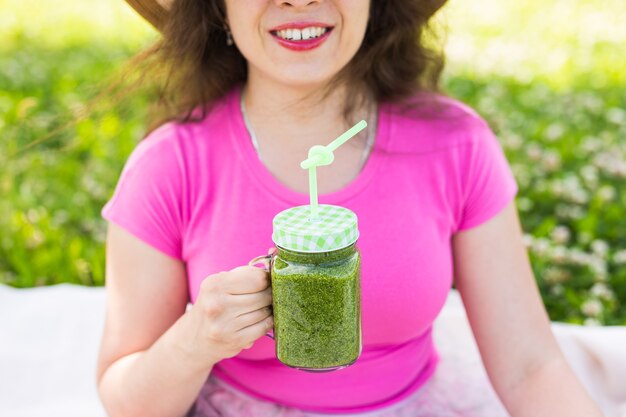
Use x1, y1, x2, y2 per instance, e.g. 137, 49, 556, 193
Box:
224, 24, 234, 46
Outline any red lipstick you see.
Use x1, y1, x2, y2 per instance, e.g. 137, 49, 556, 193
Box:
269, 21, 334, 52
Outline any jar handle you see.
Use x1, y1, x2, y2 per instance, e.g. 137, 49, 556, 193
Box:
248, 248, 277, 340
248, 254, 272, 271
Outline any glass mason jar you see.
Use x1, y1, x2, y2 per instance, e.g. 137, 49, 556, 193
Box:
271, 241, 362, 372
249, 204, 363, 372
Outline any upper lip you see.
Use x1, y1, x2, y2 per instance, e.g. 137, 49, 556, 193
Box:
269, 21, 334, 32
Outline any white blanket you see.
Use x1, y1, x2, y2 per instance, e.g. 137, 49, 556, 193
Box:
0, 284, 624, 417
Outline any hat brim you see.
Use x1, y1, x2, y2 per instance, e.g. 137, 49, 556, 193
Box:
125, 0, 169, 31
125, 0, 448, 32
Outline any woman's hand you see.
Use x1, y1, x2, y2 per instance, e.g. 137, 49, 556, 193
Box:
182, 263, 274, 366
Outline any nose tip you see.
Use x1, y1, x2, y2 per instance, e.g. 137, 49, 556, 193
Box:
276, 0, 320, 8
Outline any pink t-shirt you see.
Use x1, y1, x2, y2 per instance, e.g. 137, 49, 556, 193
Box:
101, 86, 518, 414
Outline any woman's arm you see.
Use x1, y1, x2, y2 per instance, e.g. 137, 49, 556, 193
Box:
96, 223, 215, 417
451, 202, 603, 417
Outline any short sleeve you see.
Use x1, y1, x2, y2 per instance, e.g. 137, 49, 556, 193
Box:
455, 118, 518, 232
101, 123, 185, 260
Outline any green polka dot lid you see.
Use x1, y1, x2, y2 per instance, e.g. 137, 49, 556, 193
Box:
272, 204, 359, 253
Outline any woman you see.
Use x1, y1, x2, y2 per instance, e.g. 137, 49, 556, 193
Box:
96, 0, 602, 416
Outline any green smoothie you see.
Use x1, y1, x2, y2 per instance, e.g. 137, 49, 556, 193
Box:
271, 243, 362, 371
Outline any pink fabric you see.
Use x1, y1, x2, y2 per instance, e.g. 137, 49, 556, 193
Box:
101, 86, 518, 414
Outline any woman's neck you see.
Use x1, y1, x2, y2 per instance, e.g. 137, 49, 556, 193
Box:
242, 69, 369, 150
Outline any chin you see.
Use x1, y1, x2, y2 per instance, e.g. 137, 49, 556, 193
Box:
273, 68, 338, 90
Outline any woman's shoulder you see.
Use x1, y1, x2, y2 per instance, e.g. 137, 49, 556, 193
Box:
122, 122, 182, 175
382, 92, 494, 154
128, 89, 238, 167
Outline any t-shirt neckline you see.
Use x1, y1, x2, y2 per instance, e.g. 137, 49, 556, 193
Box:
229, 86, 390, 206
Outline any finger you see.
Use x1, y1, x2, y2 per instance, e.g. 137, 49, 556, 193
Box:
235, 306, 272, 331
225, 266, 270, 294
236, 315, 274, 344
231, 287, 272, 312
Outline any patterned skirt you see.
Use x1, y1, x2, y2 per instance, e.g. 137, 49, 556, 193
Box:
186, 350, 509, 417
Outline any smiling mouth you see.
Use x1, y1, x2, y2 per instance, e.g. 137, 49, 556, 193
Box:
270, 27, 333, 41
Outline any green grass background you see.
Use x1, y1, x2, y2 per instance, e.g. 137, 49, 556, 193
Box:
1, 0, 625, 324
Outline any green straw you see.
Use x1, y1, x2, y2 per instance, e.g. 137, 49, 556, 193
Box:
327, 120, 368, 152
300, 120, 368, 219
308, 166, 319, 218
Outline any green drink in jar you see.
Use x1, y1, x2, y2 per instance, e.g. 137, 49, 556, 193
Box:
249, 121, 366, 372
271, 205, 362, 371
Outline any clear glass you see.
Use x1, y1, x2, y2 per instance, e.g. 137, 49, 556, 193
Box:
270, 242, 362, 372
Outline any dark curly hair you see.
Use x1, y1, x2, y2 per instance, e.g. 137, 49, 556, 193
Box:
130, 0, 449, 133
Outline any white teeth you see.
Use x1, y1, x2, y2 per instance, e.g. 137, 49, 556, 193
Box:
274, 27, 328, 41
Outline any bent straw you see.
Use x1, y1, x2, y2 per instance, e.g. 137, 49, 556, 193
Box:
327, 120, 368, 152
300, 120, 368, 219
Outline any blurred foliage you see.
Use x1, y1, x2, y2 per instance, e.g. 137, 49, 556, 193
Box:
1, 0, 625, 324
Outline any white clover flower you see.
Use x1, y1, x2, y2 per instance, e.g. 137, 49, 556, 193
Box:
594, 151, 626, 179
503, 134, 523, 150
563, 176, 581, 194
606, 107, 626, 125
597, 185, 616, 202
568, 249, 592, 266
75, 259, 90, 276
580, 165, 598, 185
581, 299, 603, 317
25, 230, 45, 249
0, 271, 17, 284
550, 176, 591, 205
613, 250, 626, 265
24, 209, 37, 223
522, 234, 534, 248
542, 151, 561, 172
549, 246, 568, 264
589, 257, 607, 276
570, 189, 589, 204
590, 283, 614, 301
526, 143, 543, 161
591, 240, 609, 257
582, 136, 602, 153
555, 204, 569, 218
516, 197, 533, 212
51, 210, 70, 226
569, 206, 585, 220
584, 318, 602, 327
26, 208, 43, 224
551, 182, 564, 196
582, 95, 603, 114
551, 226, 571, 245
532, 238, 550, 256
550, 284, 564, 296
592, 153, 610, 171
543, 267, 570, 284
545, 123, 565, 141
